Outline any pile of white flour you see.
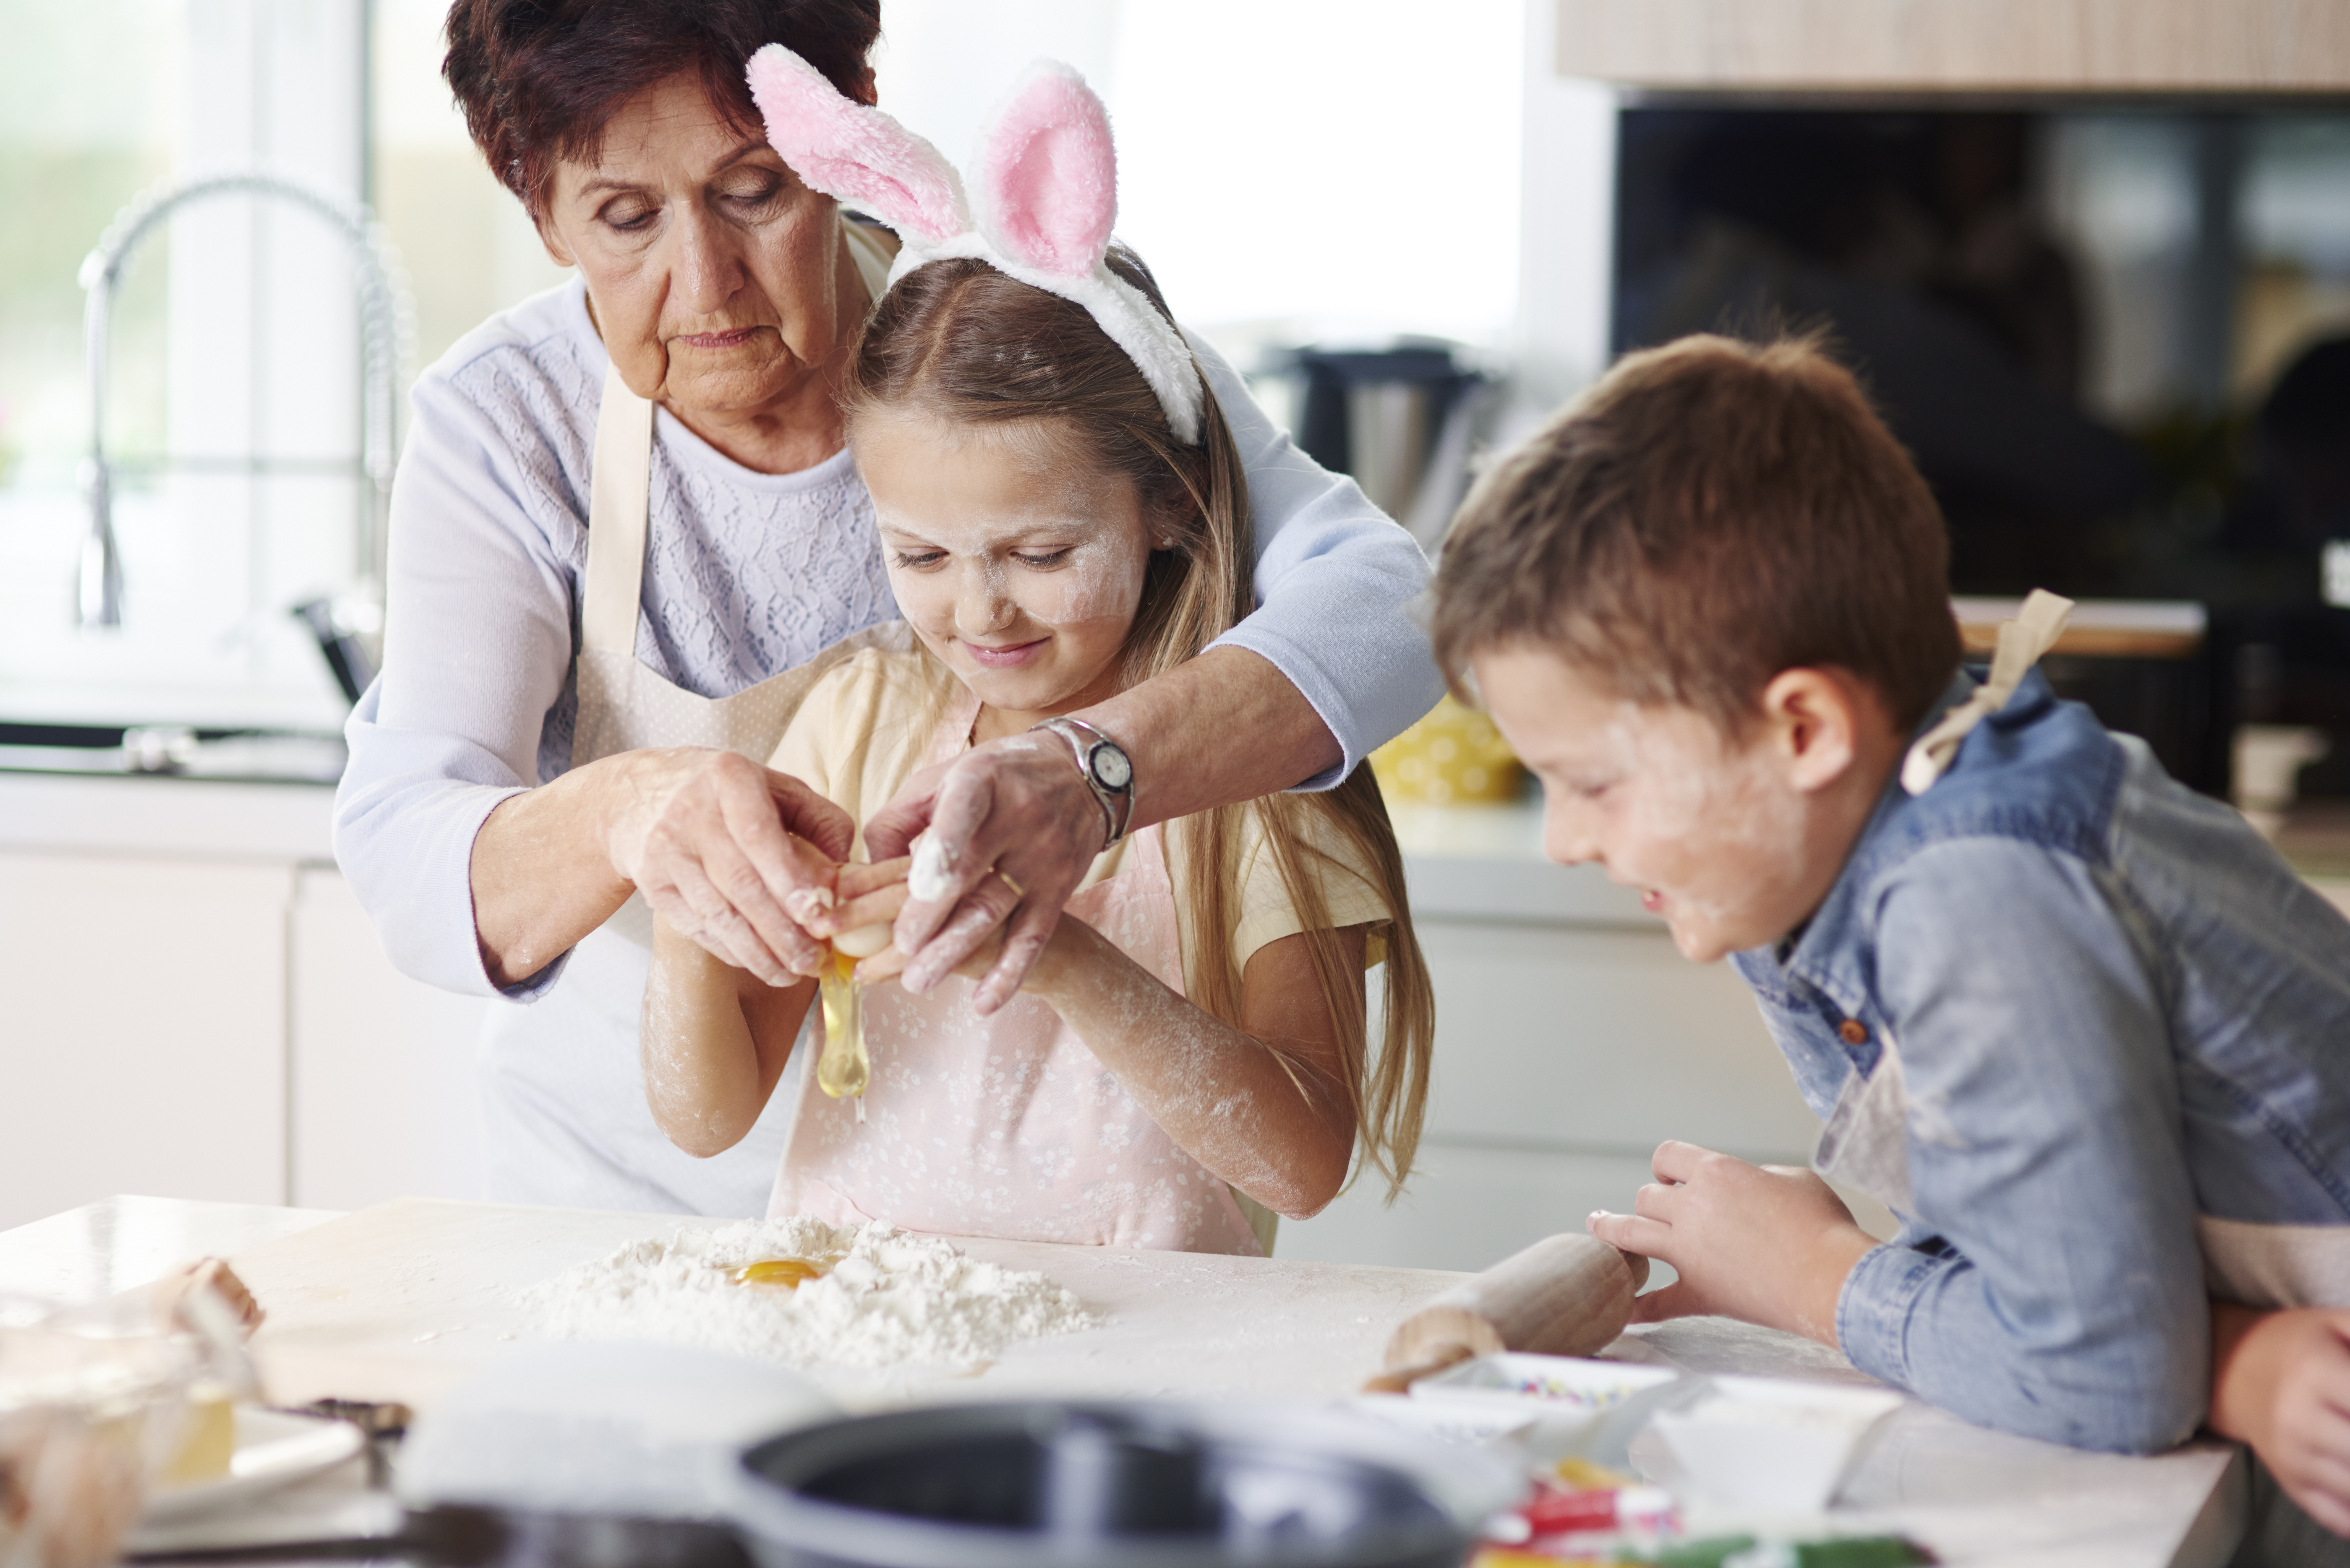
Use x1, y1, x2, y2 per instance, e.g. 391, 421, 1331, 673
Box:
512, 1216, 1094, 1369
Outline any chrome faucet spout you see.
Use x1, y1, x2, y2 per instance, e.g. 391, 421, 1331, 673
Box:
76, 170, 413, 630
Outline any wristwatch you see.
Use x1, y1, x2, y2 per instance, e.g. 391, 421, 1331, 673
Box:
1033, 717, 1136, 851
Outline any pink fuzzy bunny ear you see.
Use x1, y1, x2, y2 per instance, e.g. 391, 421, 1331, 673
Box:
746, 44, 966, 244
971, 60, 1116, 279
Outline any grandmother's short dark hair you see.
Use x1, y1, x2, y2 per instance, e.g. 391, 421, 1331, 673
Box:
1431, 333, 1963, 733
444, 0, 881, 217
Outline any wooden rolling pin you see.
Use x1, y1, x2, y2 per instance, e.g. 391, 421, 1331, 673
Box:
1364, 1233, 1649, 1393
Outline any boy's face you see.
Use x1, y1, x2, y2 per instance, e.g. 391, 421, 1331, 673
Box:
1474, 643, 1866, 963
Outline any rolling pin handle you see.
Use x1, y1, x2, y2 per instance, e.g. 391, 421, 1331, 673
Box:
1360, 1343, 1475, 1395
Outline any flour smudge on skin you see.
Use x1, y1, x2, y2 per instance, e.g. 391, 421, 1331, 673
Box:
907, 831, 956, 903
512, 1216, 1095, 1369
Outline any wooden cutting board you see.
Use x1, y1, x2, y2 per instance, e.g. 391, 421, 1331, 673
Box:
228, 1198, 1472, 1414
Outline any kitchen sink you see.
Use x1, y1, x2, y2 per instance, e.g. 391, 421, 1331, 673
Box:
0, 721, 347, 785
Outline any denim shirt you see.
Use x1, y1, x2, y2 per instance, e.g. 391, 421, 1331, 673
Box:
1732, 668, 2350, 1454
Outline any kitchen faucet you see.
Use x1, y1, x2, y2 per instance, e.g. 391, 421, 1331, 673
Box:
77, 172, 411, 647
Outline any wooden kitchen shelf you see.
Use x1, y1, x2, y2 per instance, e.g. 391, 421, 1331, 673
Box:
1555, 0, 2350, 93
1953, 596, 2207, 661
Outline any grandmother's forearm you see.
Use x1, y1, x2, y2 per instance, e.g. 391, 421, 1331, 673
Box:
469, 757, 638, 988
1022, 919, 1353, 1219
1071, 646, 1339, 829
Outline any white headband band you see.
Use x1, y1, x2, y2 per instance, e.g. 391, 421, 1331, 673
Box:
747, 47, 1204, 445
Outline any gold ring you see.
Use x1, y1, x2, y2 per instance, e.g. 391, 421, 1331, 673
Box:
995, 867, 1024, 900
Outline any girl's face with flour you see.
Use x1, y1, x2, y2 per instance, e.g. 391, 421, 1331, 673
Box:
856, 404, 1156, 736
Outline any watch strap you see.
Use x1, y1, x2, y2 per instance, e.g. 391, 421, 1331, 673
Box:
1034, 717, 1134, 850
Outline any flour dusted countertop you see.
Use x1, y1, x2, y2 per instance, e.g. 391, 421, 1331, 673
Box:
219, 1198, 1460, 1414
1, 1197, 2246, 1565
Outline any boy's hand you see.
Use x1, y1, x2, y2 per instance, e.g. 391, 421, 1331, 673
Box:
2211, 1304, 2350, 1536
1587, 1140, 1879, 1349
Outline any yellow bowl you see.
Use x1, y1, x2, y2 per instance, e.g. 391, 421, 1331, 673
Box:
1370, 697, 1525, 806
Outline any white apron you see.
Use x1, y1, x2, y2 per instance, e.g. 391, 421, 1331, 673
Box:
478, 224, 896, 1216
770, 684, 1265, 1255
1814, 590, 2073, 1213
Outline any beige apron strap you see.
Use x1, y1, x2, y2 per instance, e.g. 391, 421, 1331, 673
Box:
1812, 1029, 1917, 1215
582, 361, 656, 656
1900, 589, 2075, 796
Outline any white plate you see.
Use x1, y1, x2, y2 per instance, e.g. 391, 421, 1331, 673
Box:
141, 1407, 366, 1523
1645, 1374, 1906, 1512
1409, 1354, 1684, 1462
1338, 1394, 1540, 1451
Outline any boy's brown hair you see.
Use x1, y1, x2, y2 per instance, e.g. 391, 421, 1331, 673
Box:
1431, 333, 1963, 733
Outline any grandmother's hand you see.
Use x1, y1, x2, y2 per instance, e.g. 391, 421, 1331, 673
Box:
861, 731, 1104, 1013
607, 747, 856, 985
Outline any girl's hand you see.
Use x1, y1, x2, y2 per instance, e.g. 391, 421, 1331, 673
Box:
604, 747, 855, 984
861, 734, 1104, 1011
2212, 1304, 2350, 1536
1587, 1140, 1879, 1348
822, 859, 914, 982
845, 869, 1072, 994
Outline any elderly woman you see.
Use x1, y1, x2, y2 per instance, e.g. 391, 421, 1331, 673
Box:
334, 0, 1441, 1216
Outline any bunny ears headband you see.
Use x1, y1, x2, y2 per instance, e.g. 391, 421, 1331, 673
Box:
746, 47, 1204, 445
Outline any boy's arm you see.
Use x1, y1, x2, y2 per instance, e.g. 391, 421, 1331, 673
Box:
1598, 836, 2208, 1452
1846, 837, 2209, 1453
2211, 1303, 2350, 1535
641, 914, 817, 1158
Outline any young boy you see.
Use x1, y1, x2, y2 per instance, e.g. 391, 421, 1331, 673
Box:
1430, 333, 2350, 1556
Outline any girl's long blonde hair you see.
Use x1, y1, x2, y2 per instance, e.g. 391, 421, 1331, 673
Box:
842, 248, 1433, 1201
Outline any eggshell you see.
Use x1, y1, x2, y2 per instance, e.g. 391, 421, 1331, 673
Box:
831, 923, 894, 960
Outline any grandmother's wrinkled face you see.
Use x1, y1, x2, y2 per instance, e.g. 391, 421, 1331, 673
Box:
538, 72, 858, 426
855, 407, 1154, 732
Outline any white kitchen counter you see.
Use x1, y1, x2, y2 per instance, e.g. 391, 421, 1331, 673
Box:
1391, 800, 1660, 925
0, 773, 1582, 907
0, 1196, 2246, 1567
0, 769, 336, 863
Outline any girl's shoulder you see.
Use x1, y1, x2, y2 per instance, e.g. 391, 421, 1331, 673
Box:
798, 637, 948, 724
1172, 796, 1396, 982
772, 633, 958, 826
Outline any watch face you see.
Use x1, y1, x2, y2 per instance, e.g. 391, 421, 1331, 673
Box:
1091, 742, 1133, 791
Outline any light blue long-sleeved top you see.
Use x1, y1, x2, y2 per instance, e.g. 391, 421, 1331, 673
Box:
335, 275, 1440, 1005
1733, 670, 2350, 1455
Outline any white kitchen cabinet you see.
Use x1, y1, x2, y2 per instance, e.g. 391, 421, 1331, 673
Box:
1415, 919, 1817, 1159
0, 851, 292, 1231
0, 776, 490, 1229
1277, 1140, 1661, 1273
1279, 807, 1832, 1270
1277, 910, 1817, 1270
0, 778, 1860, 1266
289, 866, 491, 1211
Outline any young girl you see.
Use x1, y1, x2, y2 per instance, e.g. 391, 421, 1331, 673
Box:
635, 53, 1434, 1255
